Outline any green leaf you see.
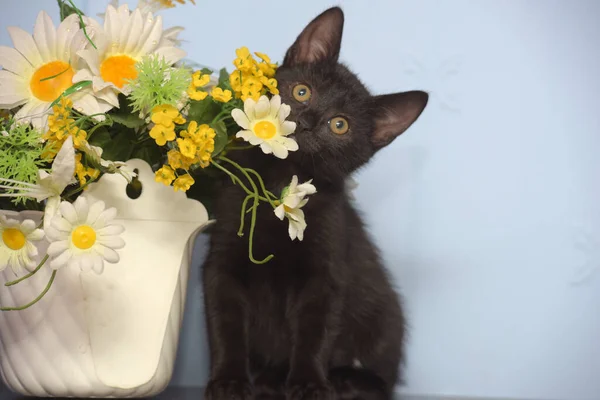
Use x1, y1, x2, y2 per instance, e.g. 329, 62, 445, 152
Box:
109, 94, 146, 128
110, 112, 145, 129
187, 98, 221, 124
58, 0, 80, 21
88, 127, 111, 149
212, 120, 228, 157
218, 68, 229, 87
131, 143, 163, 168
200, 68, 213, 75
49, 80, 92, 108
101, 127, 136, 162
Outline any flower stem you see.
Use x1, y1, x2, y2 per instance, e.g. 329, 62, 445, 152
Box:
220, 156, 278, 206
0, 270, 57, 312
5, 255, 49, 287
238, 194, 252, 236
211, 157, 274, 264
248, 197, 274, 264
66, 0, 97, 49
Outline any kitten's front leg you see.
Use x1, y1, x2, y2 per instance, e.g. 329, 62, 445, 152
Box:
203, 250, 252, 400
285, 272, 341, 400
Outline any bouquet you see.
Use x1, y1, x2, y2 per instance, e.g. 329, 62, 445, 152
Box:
0, 0, 316, 311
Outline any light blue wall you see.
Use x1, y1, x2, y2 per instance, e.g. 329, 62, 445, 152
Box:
1, 1, 599, 399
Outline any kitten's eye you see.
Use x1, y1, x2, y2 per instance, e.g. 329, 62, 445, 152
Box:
292, 84, 311, 103
329, 117, 349, 135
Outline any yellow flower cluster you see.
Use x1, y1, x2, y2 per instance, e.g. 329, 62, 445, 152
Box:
187, 71, 210, 101
150, 104, 216, 192
230, 47, 279, 101
42, 97, 99, 186
43, 98, 87, 153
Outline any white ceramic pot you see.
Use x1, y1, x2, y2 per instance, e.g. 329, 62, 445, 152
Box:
0, 159, 209, 397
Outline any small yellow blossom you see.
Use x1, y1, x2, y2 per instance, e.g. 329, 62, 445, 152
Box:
167, 149, 191, 170
192, 71, 211, 87
173, 174, 195, 192
188, 86, 208, 101
151, 104, 181, 127
177, 137, 196, 159
260, 77, 279, 95
71, 127, 87, 147
180, 120, 198, 139
150, 124, 176, 146
211, 87, 232, 103
155, 165, 175, 185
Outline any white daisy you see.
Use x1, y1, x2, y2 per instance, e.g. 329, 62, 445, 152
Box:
0, 12, 89, 128
46, 196, 125, 274
232, 95, 298, 159
274, 175, 317, 241
73, 4, 187, 113
0, 215, 45, 274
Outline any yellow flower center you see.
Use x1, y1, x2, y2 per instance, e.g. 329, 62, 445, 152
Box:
71, 225, 97, 250
253, 120, 277, 139
30, 61, 75, 102
2, 228, 26, 250
100, 55, 138, 88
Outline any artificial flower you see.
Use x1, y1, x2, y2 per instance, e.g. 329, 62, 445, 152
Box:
0, 12, 88, 128
232, 95, 298, 159
151, 104, 185, 127
176, 137, 196, 159
173, 174, 194, 192
187, 71, 210, 101
274, 175, 317, 241
0, 137, 76, 229
167, 149, 191, 170
155, 165, 175, 185
150, 123, 176, 146
229, 48, 279, 101
211, 87, 232, 103
128, 55, 191, 115
46, 197, 125, 274
73, 4, 186, 114
0, 215, 45, 274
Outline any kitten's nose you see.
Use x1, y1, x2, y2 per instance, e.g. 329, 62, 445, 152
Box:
298, 110, 318, 130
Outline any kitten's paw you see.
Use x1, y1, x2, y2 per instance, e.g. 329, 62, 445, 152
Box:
204, 379, 253, 400
285, 382, 335, 400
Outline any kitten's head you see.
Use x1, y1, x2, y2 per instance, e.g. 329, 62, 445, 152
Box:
276, 7, 428, 182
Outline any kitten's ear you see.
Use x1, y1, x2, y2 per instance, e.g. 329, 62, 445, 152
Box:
371, 91, 429, 150
283, 7, 344, 66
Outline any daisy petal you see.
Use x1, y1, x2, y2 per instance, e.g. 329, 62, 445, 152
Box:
232, 108, 250, 129
279, 104, 291, 122
98, 235, 125, 249
86, 200, 107, 226
255, 96, 270, 119
97, 224, 124, 236
269, 95, 281, 118
270, 141, 289, 159
50, 249, 72, 269
0, 46, 32, 75
47, 240, 69, 257
92, 253, 104, 274
243, 97, 256, 119
59, 201, 79, 225
33, 11, 57, 62
280, 121, 297, 136
7, 26, 43, 67
98, 245, 120, 263
259, 141, 273, 155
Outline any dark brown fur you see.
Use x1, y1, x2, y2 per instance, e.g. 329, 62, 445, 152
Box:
202, 7, 428, 400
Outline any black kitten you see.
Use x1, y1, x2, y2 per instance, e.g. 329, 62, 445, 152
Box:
202, 7, 427, 400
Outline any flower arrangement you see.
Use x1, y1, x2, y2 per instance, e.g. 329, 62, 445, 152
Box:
0, 0, 316, 311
